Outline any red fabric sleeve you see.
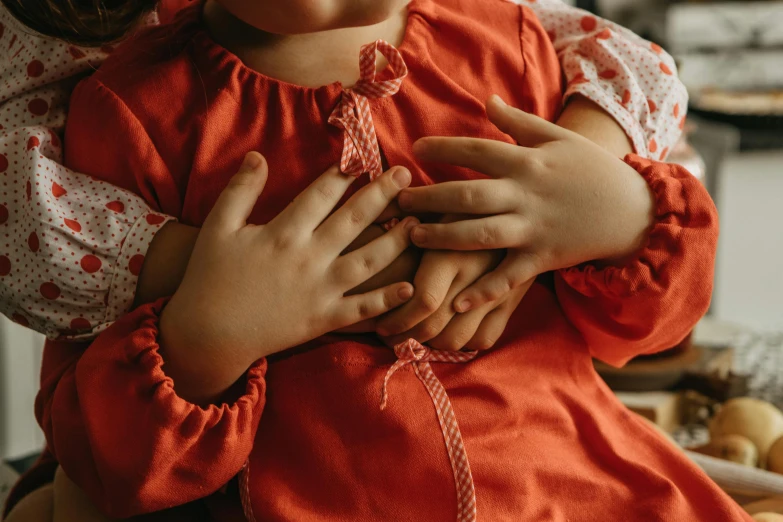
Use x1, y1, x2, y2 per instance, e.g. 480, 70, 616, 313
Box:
35, 302, 266, 517
555, 154, 719, 367
33, 77, 268, 517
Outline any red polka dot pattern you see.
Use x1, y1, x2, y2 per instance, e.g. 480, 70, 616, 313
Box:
80, 255, 102, 274
129, 255, 145, 276
106, 201, 125, 213
40, 282, 61, 300
68, 46, 86, 60
27, 60, 45, 78
64, 218, 82, 232
0, 256, 10, 276
146, 213, 166, 225
28, 98, 49, 116
28, 232, 39, 252
0, 11, 174, 339
545, 0, 688, 158
70, 317, 91, 331
52, 182, 67, 198
595, 29, 612, 40
580, 16, 597, 32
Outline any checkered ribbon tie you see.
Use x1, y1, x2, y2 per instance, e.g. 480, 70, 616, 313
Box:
328, 40, 408, 180
238, 461, 257, 522
381, 339, 479, 522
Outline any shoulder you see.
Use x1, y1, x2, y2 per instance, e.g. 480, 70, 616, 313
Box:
411, 0, 526, 57
423, 0, 522, 19
86, 6, 206, 118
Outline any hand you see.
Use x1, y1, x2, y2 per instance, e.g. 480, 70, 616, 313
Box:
399, 95, 654, 312
376, 247, 531, 351
160, 153, 418, 403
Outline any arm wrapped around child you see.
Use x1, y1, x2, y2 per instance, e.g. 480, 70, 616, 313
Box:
397, 96, 717, 367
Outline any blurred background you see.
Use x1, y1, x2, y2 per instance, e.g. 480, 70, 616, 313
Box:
1, 0, 783, 509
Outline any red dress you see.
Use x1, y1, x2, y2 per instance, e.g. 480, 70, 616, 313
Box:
35, 1, 747, 520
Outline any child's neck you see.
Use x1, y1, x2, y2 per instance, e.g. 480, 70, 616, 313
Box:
202, 2, 409, 88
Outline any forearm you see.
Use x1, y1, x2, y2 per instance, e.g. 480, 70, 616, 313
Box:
557, 96, 654, 265
158, 298, 260, 406
556, 95, 633, 157
134, 222, 199, 307
38, 324, 265, 518
555, 156, 719, 366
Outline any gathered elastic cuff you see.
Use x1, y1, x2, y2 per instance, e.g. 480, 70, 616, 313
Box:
559, 154, 708, 299
120, 299, 267, 415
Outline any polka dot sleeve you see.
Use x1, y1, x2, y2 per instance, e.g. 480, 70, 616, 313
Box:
523, 0, 689, 160
0, 7, 172, 339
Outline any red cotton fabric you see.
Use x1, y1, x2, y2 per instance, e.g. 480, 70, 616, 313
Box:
34, 0, 749, 521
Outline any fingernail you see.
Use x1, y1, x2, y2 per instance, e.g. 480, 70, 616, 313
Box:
456, 299, 473, 313
411, 227, 427, 244
398, 191, 412, 210
241, 152, 262, 171
412, 140, 426, 156
393, 168, 411, 188
493, 95, 507, 107
398, 286, 413, 300
404, 217, 419, 229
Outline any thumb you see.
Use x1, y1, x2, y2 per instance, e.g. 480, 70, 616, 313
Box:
204, 152, 269, 231
486, 95, 566, 148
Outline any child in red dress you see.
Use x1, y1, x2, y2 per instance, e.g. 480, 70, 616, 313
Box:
5, 0, 751, 521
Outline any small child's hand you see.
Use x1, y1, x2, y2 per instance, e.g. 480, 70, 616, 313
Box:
399, 95, 655, 313
160, 154, 418, 402
375, 246, 532, 351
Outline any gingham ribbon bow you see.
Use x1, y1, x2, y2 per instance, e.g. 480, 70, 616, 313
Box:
328, 40, 408, 180
382, 339, 479, 522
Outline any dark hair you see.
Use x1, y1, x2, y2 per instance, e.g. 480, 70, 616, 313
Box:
1, 0, 158, 46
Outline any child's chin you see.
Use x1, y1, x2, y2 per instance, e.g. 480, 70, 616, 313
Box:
345, 0, 408, 27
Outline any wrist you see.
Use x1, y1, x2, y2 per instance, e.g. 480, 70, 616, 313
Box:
159, 294, 259, 406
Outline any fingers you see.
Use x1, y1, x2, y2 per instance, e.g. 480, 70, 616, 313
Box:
413, 136, 522, 179
330, 283, 414, 328
397, 179, 520, 215
334, 217, 419, 290
463, 297, 518, 351
410, 215, 526, 250
382, 290, 461, 347
317, 167, 412, 253
453, 253, 540, 312
375, 256, 459, 337
375, 200, 405, 224
280, 164, 356, 231
204, 152, 268, 231
428, 303, 491, 352
486, 95, 568, 147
